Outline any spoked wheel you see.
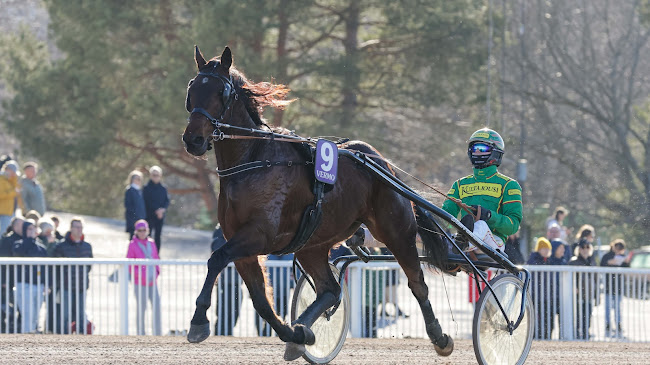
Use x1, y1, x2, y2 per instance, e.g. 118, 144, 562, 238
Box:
290, 264, 350, 364
472, 273, 534, 365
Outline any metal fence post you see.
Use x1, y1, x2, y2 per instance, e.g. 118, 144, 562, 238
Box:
560, 270, 573, 340
119, 264, 129, 335
348, 265, 362, 337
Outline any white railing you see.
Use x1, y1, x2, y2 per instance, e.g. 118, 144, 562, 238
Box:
0, 258, 648, 342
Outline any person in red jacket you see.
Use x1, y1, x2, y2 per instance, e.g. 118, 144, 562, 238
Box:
127, 219, 161, 335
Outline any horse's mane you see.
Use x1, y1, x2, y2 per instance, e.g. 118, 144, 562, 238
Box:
206, 58, 295, 126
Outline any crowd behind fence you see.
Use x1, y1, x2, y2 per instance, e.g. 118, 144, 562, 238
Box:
0, 258, 649, 342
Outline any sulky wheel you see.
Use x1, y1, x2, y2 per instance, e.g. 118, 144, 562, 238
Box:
290, 264, 350, 364
472, 273, 534, 365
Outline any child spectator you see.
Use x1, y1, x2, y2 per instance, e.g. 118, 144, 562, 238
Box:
127, 219, 161, 335
11, 220, 47, 333
49, 215, 64, 240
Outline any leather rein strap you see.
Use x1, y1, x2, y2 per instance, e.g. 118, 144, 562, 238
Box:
216, 160, 311, 177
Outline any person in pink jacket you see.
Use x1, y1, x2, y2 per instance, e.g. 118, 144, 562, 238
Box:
127, 219, 161, 335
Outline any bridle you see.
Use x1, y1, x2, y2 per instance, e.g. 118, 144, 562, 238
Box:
186, 63, 237, 137
186, 63, 312, 144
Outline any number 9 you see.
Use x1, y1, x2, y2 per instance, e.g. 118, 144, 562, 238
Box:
320, 143, 334, 171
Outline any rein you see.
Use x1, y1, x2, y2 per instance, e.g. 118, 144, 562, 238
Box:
358, 152, 478, 219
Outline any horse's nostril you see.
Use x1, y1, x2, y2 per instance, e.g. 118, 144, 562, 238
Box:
192, 136, 204, 145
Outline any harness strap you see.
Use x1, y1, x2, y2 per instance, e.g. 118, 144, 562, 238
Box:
216, 160, 311, 177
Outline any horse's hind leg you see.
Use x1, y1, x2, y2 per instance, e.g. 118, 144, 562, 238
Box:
366, 205, 454, 356
234, 256, 315, 346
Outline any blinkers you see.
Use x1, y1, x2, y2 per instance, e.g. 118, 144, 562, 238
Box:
185, 62, 236, 126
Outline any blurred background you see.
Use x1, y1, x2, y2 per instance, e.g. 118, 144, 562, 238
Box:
2, 0, 650, 253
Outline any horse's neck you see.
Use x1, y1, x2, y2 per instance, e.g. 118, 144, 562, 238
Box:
213, 104, 262, 170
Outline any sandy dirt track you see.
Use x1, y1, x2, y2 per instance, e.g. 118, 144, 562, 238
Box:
0, 335, 647, 365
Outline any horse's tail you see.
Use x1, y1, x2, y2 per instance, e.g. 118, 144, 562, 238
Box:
414, 205, 450, 273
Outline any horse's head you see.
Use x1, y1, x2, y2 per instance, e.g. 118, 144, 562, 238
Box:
183, 46, 236, 157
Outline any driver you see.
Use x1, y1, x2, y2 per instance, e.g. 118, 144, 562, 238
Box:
442, 128, 523, 257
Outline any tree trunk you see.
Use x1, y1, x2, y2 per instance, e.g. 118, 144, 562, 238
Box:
340, 0, 360, 130
272, 0, 290, 127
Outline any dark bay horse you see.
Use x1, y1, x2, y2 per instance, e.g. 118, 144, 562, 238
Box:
183, 46, 454, 359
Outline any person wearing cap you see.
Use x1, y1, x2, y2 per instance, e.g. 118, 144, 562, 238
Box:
20, 162, 46, 217
0, 161, 25, 234
126, 219, 161, 335
441, 128, 523, 260
569, 239, 598, 340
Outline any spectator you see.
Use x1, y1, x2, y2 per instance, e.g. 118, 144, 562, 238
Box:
0, 161, 23, 233
0, 155, 13, 171
504, 230, 525, 264
546, 206, 570, 241
256, 253, 294, 337
0, 216, 24, 333
12, 220, 47, 333
124, 170, 146, 239
126, 220, 161, 336
600, 238, 630, 338
143, 166, 170, 253
571, 224, 596, 264
527, 237, 552, 339
211, 224, 242, 336
37, 219, 58, 334
549, 240, 567, 339
49, 215, 64, 240
23, 210, 41, 225
527, 237, 552, 265
53, 217, 93, 334
20, 162, 46, 216
37, 219, 57, 257
568, 240, 598, 340
547, 223, 571, 262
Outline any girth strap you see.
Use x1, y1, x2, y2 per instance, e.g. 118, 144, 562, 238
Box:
272, 181, 326, 256
216, 160, 311, 177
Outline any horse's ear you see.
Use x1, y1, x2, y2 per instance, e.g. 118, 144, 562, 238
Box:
195, 45, 207, 69
221, 46, 232, 70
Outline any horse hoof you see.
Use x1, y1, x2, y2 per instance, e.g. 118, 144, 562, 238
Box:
434, 335, 454, 357
283, 342, 306, 361
294, 324, 315, 345
187, 322, 210, 343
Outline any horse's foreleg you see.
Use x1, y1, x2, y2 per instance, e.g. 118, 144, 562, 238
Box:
188, 230, 262, 343
187, 248, 231, 343
234, 257, 313, 344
